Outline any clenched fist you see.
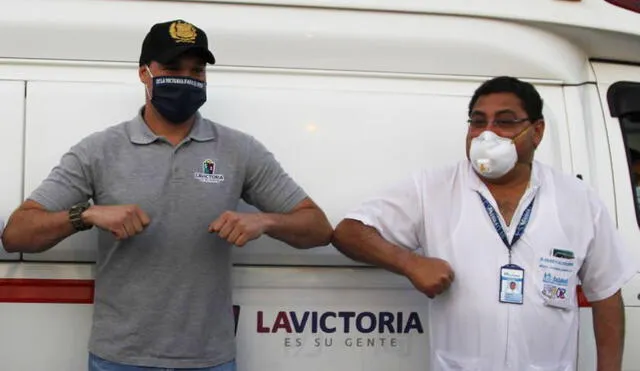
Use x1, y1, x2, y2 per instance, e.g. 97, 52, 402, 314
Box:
208, 211, 269, 247
83, 205, 150, 240
404, 256, 455, 298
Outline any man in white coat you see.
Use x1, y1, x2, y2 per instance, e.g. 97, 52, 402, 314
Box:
332, 76, 635, 371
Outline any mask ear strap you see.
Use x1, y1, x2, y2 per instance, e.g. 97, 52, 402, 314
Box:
511, 124, 532, 143
145, 65, 153, 99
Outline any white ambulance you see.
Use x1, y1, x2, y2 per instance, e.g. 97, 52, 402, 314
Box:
0, 0, 639, 370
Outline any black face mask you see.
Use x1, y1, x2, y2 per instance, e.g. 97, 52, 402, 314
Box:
147, 69, 207, 125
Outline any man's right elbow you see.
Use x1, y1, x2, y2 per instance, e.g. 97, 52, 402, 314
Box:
2, 233, 20, 253
1, 224, 44, 253
1, 227, 26, 253
331, 219, 351, 248
331, 219, 364, 253
2, 245, 20, 254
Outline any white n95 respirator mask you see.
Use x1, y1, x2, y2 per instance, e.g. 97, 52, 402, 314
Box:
469, 130, 520, 179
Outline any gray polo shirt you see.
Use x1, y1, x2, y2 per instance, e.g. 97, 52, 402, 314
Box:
29, 110, 307, 368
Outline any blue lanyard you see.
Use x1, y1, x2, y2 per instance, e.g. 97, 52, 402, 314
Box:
477, 192, 535, 261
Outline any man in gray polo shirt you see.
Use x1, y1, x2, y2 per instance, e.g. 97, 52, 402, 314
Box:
1, 19, 333, 371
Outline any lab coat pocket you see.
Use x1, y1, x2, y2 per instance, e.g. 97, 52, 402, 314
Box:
434, 350, 483, 371
537, 255, 579, 309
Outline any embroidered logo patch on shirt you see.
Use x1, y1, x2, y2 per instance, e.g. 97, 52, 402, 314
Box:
194, 159, 225, 184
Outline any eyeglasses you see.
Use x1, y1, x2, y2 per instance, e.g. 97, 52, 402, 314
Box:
467, 118, 531, 129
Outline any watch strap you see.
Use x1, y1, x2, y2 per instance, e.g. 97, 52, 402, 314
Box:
69, 202, 92, 231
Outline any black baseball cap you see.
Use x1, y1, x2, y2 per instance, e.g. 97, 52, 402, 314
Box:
139, 19, 215, 66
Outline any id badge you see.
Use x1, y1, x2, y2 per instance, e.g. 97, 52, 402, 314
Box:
499, 264, 524, 305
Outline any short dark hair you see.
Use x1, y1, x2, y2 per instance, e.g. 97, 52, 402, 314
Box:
468, 76, 544, 121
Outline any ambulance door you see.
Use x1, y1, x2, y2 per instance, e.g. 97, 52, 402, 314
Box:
591, 61, 640, 371
0, 80, 25, 261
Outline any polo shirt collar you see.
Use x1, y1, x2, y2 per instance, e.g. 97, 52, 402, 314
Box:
127, 108, 216, 145
187, 112, 217, 142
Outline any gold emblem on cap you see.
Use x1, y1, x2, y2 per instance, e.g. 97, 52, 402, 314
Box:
169, 21, 197, 43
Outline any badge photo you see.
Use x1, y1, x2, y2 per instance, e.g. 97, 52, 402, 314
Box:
499, 264, 525, 305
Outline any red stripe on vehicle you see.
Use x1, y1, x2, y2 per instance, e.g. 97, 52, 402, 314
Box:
0, 279, 94, 304
0, 279, 593, 308
577, 285, 591, 307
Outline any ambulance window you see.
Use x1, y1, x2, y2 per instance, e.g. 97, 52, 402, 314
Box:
624, 121, 640, 221
607, 81, 640, 225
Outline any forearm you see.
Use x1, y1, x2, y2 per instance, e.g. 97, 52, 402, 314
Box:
592, 290, 625, 371
2, 209, 75, 253
263, 208, 332, 249
332, 219, 414, 275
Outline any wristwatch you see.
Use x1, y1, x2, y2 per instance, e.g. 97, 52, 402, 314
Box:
69, 201, 92, 231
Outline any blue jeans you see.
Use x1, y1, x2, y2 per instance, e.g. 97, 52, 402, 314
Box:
88, 353, 237, 371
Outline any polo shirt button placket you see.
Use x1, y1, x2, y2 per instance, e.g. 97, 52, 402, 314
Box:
170, 147, 183, 182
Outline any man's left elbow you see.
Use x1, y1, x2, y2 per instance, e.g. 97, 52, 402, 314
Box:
290, 201, 334, 248
299, 220, 333, 249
